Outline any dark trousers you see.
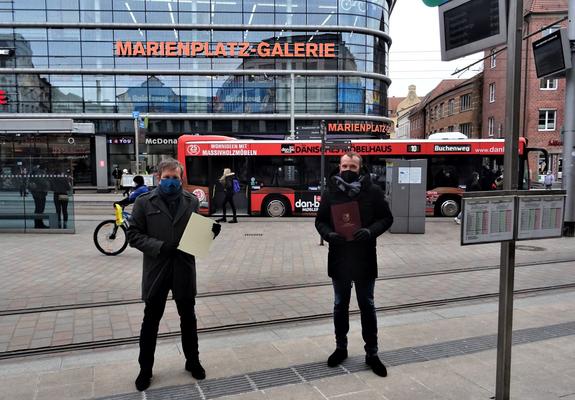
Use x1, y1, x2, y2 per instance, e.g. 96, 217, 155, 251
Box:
138, 286, 199, 372
53, 193, 69, 225
32, 192, 47, 227
332, 279, 378, 356
221, 193, 237, 219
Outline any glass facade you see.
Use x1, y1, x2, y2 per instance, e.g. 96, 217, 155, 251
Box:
0, 0, 393, 185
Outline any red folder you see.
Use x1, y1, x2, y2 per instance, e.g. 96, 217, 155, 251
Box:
331, 201, 361, 241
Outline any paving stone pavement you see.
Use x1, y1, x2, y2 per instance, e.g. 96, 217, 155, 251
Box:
0, 218, 574, 310
1, 216, 575, 354
0, 291, 574, 400
0, 259, 574, 353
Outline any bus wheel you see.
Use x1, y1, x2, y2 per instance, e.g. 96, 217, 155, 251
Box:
437, 197, 460, 217
263, 196, 290, 217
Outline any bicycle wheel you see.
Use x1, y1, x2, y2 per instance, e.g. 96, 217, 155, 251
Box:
93, 220, 128, 256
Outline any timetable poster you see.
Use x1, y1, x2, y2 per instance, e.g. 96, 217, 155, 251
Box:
517, 195, 565, 240
462, 196, 515, 245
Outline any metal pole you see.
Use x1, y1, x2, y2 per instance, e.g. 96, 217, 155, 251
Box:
562, 0, 575, 236
134, 117, 140, 175
495, 0, 523, 398
319, 120, 326, 246
290, 73, 295, 139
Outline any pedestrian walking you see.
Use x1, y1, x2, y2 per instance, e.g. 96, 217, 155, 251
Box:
29, 164, 49, 229
215, 168, 238, 223
51, 172, 73, 229
112, 166, 123, 193
122, 168, 130, 196
315, 152, 393, 377
454, 171, 481, 225
544, 171, 555, 190
127, 158, 221, 391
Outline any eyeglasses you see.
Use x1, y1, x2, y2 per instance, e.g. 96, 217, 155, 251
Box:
162, 176, 180, 180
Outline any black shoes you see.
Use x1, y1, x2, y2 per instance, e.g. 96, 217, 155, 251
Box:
366, 355, 387, 377
186, 359, 206, 380
228, 218, 238, 223
135, 369, 152, 391
327, 348, 348, 367
215, 218, 226, 223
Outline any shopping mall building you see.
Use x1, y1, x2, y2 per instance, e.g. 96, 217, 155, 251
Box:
0, 0, 394, 186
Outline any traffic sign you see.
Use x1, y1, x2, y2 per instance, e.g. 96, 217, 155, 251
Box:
295, 125, 323, 140
0, 48, 14, 57
324, 139, 352, 151
132, 111, 140, 119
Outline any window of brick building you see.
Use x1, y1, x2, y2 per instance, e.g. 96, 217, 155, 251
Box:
490, 49, 497, 68
448, 125, 454, 132
448, 99, 454, 115
439, 102, 443, 118
543, 26, 560, 36
488, 117, 495, 137
540, 78, 558, 90
460, 94, 471, 111
460, 123, 472, 136
538, 109, 556, 131
489, 83, 496, 103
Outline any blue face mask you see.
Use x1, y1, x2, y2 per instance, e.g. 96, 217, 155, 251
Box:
159, 178, 182, 194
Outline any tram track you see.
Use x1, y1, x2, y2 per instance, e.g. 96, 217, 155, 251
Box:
1, 281, 574, 361
1, 257, 575, 317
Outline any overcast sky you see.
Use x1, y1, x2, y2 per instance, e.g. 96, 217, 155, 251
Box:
388, 0, 484, 98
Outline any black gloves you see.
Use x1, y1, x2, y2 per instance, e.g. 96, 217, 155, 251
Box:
326, 232, 346, 244
353, 228, 371, 241
212, 223, 221, 239
160, 241, 179, 256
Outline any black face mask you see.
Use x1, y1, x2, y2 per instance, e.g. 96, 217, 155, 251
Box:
340, 170, 360, 183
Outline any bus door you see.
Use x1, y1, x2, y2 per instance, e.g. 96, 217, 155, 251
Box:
365, 156, 388, 191
521, 147, 549, 189
209, 156, 250, 216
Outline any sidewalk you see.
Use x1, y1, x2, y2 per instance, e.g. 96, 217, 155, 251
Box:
1, 291, 574, 400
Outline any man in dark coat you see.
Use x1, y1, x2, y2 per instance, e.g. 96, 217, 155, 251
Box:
128, 158, 221, 391
315, 152, 393, 377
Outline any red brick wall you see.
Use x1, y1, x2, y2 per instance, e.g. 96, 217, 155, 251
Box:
483, 12, 567, 177
425, 77, 483, 138
523, 15, 567, 177
482, 46, 507, 138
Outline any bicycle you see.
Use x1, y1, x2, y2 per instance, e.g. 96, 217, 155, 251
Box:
93, 204, 130, 256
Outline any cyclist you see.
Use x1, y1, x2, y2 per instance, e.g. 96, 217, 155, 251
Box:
114, 175, 149, 209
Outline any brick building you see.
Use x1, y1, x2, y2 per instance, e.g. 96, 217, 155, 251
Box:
408, 74, 483, 139
483, 0, 568, 178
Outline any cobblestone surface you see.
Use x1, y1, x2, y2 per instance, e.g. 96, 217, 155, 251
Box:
1, 217, 574, 353
1, 218, 574, 310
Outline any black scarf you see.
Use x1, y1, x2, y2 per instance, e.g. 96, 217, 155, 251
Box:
333, 175, 363, 198
158, 186, 182, 217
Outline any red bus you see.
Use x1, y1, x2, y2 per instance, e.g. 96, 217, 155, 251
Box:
177, 135, 545, 218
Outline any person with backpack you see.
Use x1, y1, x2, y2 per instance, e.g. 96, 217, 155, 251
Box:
216, 168, 239, 223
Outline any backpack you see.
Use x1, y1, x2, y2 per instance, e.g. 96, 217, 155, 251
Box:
232, 178, 240, 193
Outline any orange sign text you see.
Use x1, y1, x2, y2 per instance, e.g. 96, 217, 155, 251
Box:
328, 122, 391, 134
116, 41, 336, 58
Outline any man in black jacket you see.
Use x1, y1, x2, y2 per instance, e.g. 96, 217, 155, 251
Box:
315, 152, 393, 377
128, 158, 221, 391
